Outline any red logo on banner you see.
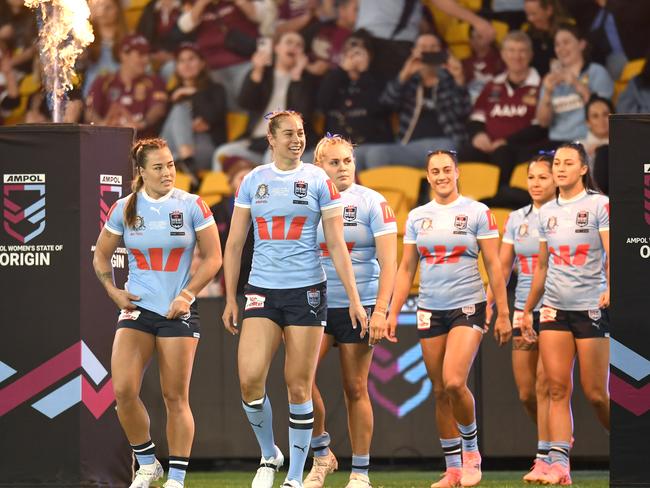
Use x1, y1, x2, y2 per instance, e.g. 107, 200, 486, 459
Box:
100, 179, 122, 231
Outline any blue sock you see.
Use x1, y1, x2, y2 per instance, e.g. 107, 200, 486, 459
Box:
549, 441, 571, 467
287, 400, 314, 482
311, 432, 330, 457
242, 395, 276, 459
537, 440, 552, 462
351, 454, 370, 476
440, 437, 462, 469
168, 456, 189, 485
131, 440, 156, 466
457, 421, 479, 453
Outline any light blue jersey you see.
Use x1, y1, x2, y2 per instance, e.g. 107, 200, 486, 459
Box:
404, 196, 499, 310
105, 188, 215, 316
502, 205, 543, 311
235, 162, 342, 289
538, 191, 609, 310
316, 184, 398, 308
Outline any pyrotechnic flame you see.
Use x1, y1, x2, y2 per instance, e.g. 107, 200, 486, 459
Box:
24, 0, 94, 122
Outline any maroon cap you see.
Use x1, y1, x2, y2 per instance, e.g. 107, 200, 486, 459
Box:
175, 42, 203, 58
120, 34, 150, 55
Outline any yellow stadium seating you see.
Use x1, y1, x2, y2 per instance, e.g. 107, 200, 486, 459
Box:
175, 172, 193, 192
226, 112, 249, 142
124, 0, 149, 31
198, 171, 231, 207
509, 161, 529, 191
457, 162, 500, 201
358, 166, 423, 208
614, 58, 646, 102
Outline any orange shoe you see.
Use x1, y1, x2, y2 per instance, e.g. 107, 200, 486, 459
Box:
460, 451, 482, 487
431, 467, 462, 488
537, 462, 572, 486
523, 458, 550, 484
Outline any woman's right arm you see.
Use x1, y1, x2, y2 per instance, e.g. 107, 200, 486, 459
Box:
386, 243, 419, 342
93, 229, 140, 310
485, 241, 515, 324
222, 206, 252, 335
521, 241, 549, 341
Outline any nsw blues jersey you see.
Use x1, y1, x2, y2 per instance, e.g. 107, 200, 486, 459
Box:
105, 189, 215, 316
502, 205, 543, 311
537, 191, 609, 310
316, 184, 398, 308
235, 162, 342, 288
404, 196, 499, 310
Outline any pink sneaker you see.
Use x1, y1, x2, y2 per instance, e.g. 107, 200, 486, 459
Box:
523, 458, 550, 484
431, 467, 462, 488
460, 451, 482, 487
538, 462, 572, 486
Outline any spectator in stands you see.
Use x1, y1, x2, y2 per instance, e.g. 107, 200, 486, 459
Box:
581, 95, 612, 194
463, 25, 505, 102
137, 0, 189, 81
359, 33, 470, 169
536, 23, 613, 147
317, 30, 393, 165
253, 0, 324, 38
522, 0, 567, 77
81, 0, 128, 97
0, 0, 36, 76
482, 0, 527, 31
617, 51, 650, 114
213, 31, 317, 167
461, 31, 545, 189
160, 42, 227, 174
177, 0, 259, 108
86, 35, 168, 138
0, 44, 19, 123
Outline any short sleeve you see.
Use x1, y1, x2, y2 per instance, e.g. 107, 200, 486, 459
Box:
537, 210, 547, 242
403, 211, 418, 244
368, 193, 398, 237
319, 176, 342, 211
470, 83, 490, 123
192, 196, 216, 231
234, 172, 253, 208
588, 64, 614, 99
597, 196, 610, 232
476, 206, 500, 239
502, 211, 516, 245
104, 198, 125, 235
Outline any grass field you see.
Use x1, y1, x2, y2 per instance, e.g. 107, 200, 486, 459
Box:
183, 471, 609, 487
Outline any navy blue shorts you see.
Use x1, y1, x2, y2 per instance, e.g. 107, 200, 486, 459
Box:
325, 306, 373, 344
512, 309, 541, 337
116, 304, 200, 338
417, 302, 487, 339
539, 306, 610, 339
242, 281, 327, 327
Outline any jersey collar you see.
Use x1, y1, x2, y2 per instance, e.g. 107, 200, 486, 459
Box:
271, 161, 304, 175
430, 194, 463, 208
141, 188, 174, 203
558, 189, 587, 205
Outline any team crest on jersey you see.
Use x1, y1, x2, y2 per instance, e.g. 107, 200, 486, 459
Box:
307, 288, 321, 308
546, 216, 558, 233
462, 304, 476, 316
343, 205, 357, 222
169, 210, 184, 229
417, 310, 432, 330
255, 184, 269, 200
294, 180, 308, 198
518, 223, 529, 238
588, 309, 602, 321
454, 214, 468, 230
134, 215, 145, 231
420, 218, 433, 230
576, 210, 589, 227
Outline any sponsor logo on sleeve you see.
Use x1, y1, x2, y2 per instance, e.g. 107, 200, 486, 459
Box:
486, 210, 498, 231
381, 201, 396, 223
326, 179, 340, 200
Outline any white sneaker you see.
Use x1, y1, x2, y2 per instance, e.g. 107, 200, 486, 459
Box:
281, 479, 303, 488
252, 445, 284, 488
163, 480, 184, 488
303, 451, 338, 488
345, 472, 372, 488
129, 459, 164, 488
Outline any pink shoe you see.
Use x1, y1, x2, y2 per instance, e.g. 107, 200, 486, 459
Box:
460, 451, 482, 487
431, 467, 462, 488
523, 458, 550, 484
538, 462, 572, 486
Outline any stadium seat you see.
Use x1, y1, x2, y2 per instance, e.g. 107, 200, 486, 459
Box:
492, 20, 510, 45
198, 171, 231, 206
226, 112, 249, 141
614, 58, 646, 102
175, 172, 193, 192
509, 161, 529, 191
124, 0, 149, 31
457, 163, 500, 201
358, 166, 424, 208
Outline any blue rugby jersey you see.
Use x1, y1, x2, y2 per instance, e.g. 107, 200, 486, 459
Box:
537, 191, 609, 310
316, 184, 398, 308
404, 196, 499, 310
235, 162, 342, 288
105, 188, 215, 316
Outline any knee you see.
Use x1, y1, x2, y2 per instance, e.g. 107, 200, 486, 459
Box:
113, 382, 139, 406
547, 381, 571, 402
518, 389, 536, 407
433, 384, 449, 403
287, 383, 311, 404
585, 389, 609, 409
535, 378, 549, 400
240, 378, 265, 403
343, 377, 368, 403
162, 389, 189, 413
444, 377, 467, 398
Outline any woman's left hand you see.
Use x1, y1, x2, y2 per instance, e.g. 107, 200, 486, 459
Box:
349, 302, 369, 339
493, 313, 512, 346
598, 288, 610, 308
368, 310, 387, 347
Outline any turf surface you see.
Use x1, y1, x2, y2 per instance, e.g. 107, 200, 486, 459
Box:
183, 470, 609, 487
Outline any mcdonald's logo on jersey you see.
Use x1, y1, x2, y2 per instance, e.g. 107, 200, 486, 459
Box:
380, 201, 396, 223
3, 174, 46, 243
326, 179, 341, 200
486, 210, 498, 231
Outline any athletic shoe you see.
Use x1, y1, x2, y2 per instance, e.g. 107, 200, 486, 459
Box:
163, 480, 184, 488
303, 451, 338, 488
537, 462, 572, 485
281, 479, 303, 488
129, 460, 164, 488
460, 451, 482, 487
252, 445, 284, 488
345, 472, 372, 487
523, 458, 550, 484
431, 468, 461, 488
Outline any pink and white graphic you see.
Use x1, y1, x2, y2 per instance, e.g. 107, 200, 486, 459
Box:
0, 341, 114, 419
100, 174, 123, 231
3, 174, 46, 243
610, 338, 650, 416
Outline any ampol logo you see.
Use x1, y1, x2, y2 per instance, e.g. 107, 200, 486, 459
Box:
644, 164, 650, 226
3, 174, 46, 243
100, 174, 123, 231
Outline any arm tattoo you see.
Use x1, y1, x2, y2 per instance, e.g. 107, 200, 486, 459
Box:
95, 269, 114, 285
